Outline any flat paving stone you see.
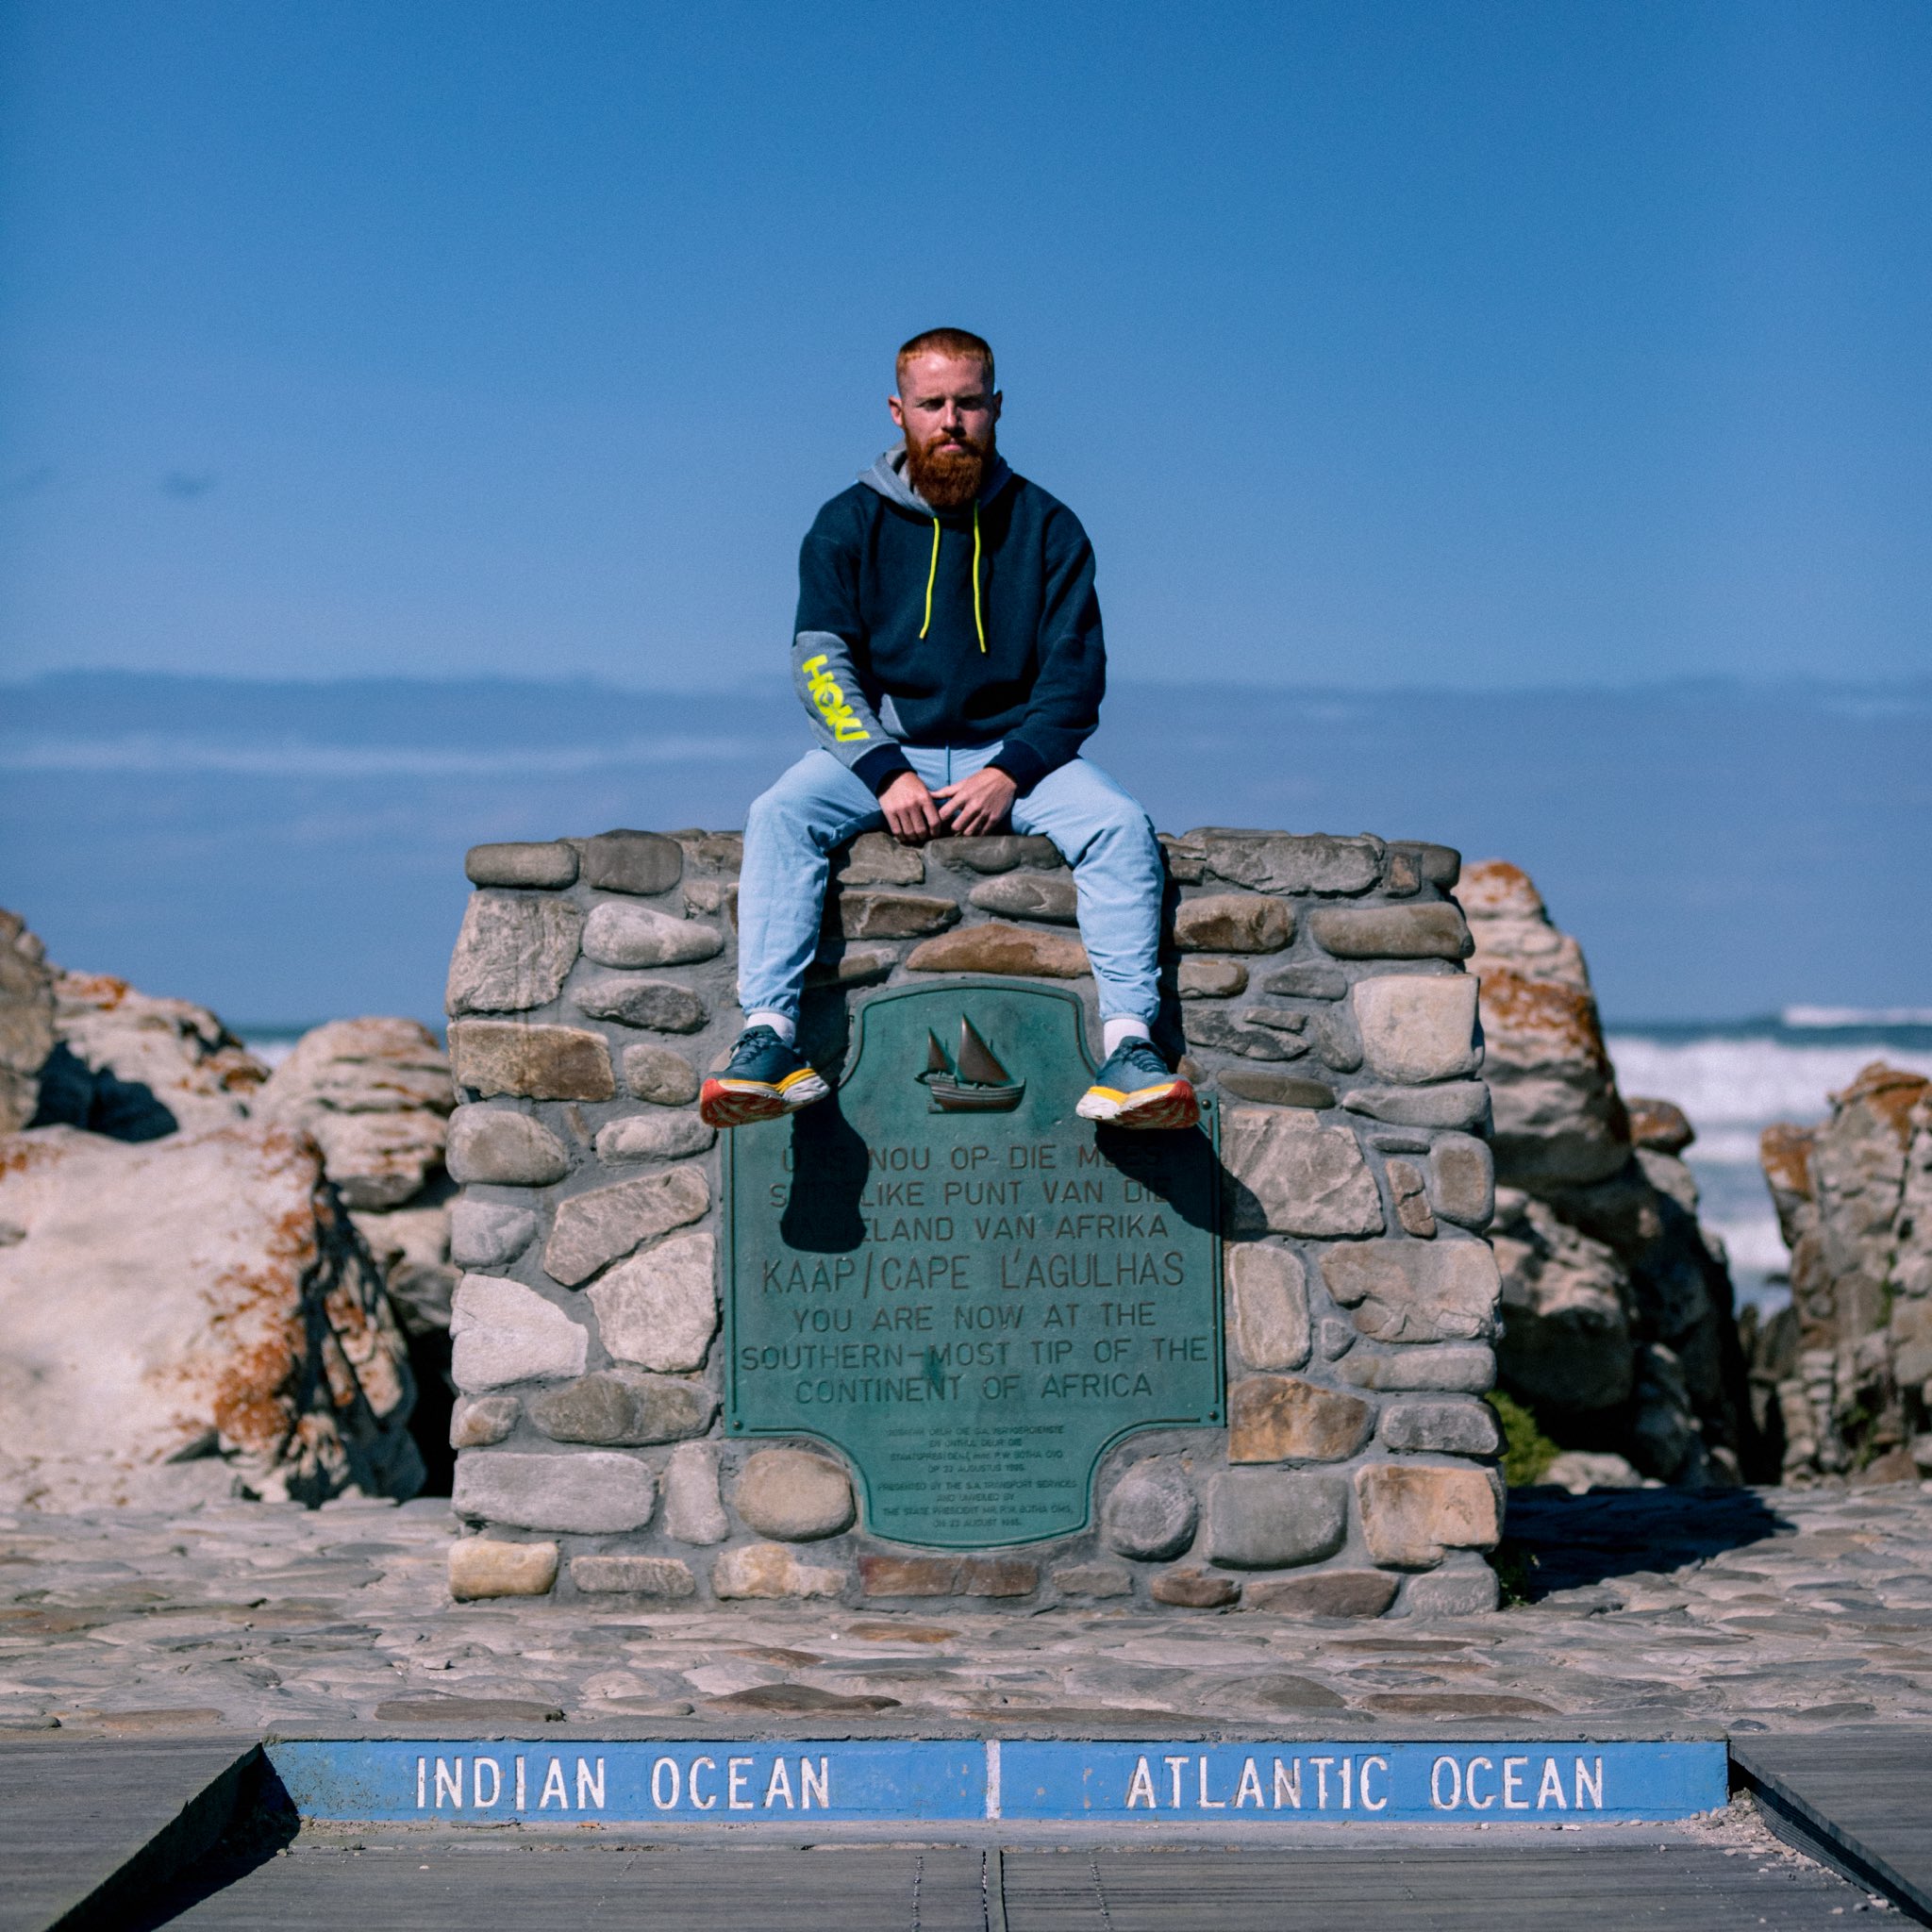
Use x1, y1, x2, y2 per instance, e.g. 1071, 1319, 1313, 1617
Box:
4, 1485, 1932, 1740
0, 1734, 256, 1932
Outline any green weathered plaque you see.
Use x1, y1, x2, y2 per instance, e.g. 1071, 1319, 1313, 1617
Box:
724, 981, 1222, 1548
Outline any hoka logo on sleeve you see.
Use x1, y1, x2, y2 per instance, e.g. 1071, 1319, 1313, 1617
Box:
802, 655, 872, 742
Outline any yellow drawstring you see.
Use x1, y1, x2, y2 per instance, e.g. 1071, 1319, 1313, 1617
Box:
916, 504, 987, 654
919, 518, 940, 639
972, 501, 986, 652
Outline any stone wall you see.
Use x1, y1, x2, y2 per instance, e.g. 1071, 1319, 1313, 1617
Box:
442, 825, 1506, 1617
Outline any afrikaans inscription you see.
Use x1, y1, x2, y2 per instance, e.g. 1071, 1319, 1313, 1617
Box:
724, 982, 1222, 1547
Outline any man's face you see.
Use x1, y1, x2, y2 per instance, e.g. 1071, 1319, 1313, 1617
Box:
890, 352, 1001, 511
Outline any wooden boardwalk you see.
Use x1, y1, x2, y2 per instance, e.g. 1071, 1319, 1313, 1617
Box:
0, 1735, 257, 1932
133, 1836, 1874, 1930
1734, 1730, 1932, 1921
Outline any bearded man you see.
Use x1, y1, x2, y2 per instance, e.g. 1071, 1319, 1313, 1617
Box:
700, 326, 1196, 1134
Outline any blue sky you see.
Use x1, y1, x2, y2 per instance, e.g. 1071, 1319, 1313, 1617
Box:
2, 0, 1928, 691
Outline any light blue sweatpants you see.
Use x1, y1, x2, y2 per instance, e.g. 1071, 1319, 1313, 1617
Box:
737, 743, 1163, 1027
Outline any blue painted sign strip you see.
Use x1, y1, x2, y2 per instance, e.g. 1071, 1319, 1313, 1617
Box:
995, 1740, 1729, 1823
269, 1738, 1728, 1825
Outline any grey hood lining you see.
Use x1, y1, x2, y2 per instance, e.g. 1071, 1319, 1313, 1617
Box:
860, 446, 1014, 516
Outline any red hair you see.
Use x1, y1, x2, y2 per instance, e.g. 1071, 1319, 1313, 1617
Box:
895, 327, 995, 391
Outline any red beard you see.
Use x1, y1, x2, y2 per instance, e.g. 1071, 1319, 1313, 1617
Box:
905, 427, 994, 512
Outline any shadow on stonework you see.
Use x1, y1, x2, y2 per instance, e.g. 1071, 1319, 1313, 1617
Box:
1496, 1485, 1790, 1599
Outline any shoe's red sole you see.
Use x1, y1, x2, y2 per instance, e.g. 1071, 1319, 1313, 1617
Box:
699, 1080, 791, 1129
1107, 1081, 1201, 1131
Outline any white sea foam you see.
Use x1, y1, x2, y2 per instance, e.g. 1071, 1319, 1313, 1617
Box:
1605, 1028, 1932, 1313
1606, 1035, 1932, 1127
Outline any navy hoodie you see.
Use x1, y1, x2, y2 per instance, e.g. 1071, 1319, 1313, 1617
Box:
790, 447, 1106, 795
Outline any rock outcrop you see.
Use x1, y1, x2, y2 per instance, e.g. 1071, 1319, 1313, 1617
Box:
0, 1121, 420, 1508
0, 905, 433, 1507
259, 1018, 458, 1337
1753, 1064, 1932, 1484
1462, 861, 1756, 1484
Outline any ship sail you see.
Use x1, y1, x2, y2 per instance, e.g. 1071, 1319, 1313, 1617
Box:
924, 1030, 952, 1076
956, 1018, 1012, 1088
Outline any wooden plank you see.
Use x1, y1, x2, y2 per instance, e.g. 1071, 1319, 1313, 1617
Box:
1732, 1730, 1932, 1923
0, 1735, 258, 1932
1001, 1842, 1874, 1929
151, 1843, 990, 1930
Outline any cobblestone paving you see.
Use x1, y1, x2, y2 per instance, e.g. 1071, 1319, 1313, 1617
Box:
4, 1483, 1930, 1737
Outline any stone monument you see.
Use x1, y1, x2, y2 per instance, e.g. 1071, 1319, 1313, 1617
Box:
441, 824, 1504, 1617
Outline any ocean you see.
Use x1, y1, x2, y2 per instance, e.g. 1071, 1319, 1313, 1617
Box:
1607, 1014, 1932, 1314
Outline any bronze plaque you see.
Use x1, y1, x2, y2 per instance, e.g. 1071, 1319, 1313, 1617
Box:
724, 981, 1221, 1547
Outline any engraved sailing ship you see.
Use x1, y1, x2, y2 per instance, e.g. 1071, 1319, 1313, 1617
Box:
917, 1018, 1025, 1113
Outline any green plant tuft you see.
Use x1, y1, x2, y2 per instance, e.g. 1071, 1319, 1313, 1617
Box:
1486, 1390, 1561, 1489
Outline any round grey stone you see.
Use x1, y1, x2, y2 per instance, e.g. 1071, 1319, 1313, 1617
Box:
1101, 1457, 1198, 1560
733, 1448, 855, 1541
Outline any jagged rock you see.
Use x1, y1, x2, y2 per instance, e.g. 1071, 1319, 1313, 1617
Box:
261, 1018, 454, 1208
1224, 1107, 1384, 1238
0, 1121, 419, 1507
445, 893, 584, 1016
37, 970, 265, 1138
1489, 1189, 1633, 1414
0, 908, 56, 1133
1625, 1097, 1695, 1155
542, 1165, 710, 1286
450, 1274, 589, 1391
1320, 1240, 1499, 1344
586, 1230, 718, 1372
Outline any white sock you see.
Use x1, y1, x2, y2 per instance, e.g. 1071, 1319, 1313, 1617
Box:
745, 1009, 796, 1045
1102, 1016, 1153, 1057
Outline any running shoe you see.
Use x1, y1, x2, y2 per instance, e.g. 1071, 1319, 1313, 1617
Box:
699, 1025, 830, 1128
1074, 1039, 1200, 1130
